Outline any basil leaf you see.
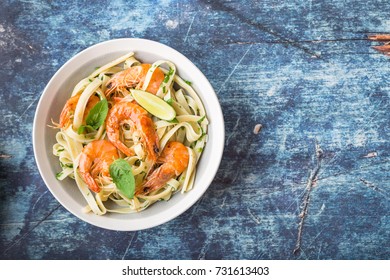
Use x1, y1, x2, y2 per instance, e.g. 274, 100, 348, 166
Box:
77, 124, 96, 134
85, 99, 108, 129
168, 117, 179, 124
166, 98, 173, 105
109, 159, 135, 199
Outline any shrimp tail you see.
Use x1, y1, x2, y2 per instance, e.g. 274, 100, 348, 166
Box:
59, 95, 79, 128
78, 152, 101, 193
138, 116, 160, 162
136, 142, 189, 195
136, 165, 175, 195
80, 172, 101, 193
78, 140, 119, 193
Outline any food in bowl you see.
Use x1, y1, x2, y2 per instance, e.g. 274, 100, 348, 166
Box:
51, 52, 208, 215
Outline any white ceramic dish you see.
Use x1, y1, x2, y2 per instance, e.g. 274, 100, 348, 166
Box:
33, 38, 224, 231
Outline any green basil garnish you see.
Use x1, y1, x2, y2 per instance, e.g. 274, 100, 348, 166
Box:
168, 117, 179, 124
78, 99, 108, 134
109, 159, 135, 199
85, 99, 108, 129
77, 124, 95, 134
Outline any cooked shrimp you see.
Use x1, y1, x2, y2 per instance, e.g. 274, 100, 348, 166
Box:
137, 141, 189, 195
59, 94, 100, 128
78, 139, 119, 193
106, 101, 160, 161
105, 64, 164, 96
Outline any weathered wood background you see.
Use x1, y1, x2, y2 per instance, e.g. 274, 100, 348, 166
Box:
0, 0, 389, 259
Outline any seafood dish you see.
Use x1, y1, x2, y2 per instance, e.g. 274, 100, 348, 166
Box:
52, 52, 208, 215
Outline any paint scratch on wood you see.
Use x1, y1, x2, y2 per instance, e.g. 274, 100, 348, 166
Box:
121, 232, 138, 260
220, 196, 227, 209
293, 141, 324, 255
206, 1, 321, 58
359, 178, 378, 191
217, 45, 252, 94
198, 238, 211, 260
226, 116, 241, 146
31, 190, 49, 212
247, 207, 261, 224
184, 13, 197, 43
18, 93, 40, 120
359, 178, 389, 200
2, 204, 61, 256
190, 195, 205, 220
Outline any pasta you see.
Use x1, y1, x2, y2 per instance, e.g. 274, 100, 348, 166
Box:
52, 52, 208, 215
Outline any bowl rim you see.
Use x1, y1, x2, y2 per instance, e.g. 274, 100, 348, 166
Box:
32, 38, 225, 231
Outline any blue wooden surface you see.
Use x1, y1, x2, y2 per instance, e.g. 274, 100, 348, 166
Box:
0, 0, 389, 260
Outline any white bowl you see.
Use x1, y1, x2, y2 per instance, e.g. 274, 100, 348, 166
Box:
33, 38, 224, 231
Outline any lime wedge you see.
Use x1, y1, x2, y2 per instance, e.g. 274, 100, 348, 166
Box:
131, 89, 176, 121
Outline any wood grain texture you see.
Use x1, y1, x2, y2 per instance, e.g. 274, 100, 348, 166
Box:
0, 0, 389, 260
